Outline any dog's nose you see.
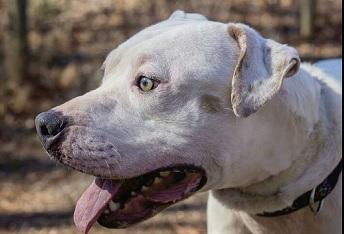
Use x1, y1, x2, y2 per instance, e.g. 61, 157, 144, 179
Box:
35, 111, 65, 141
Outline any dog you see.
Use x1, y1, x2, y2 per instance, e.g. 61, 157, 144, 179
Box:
35, 11, 342, 234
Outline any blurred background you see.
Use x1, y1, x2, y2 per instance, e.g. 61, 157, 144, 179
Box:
0, 0, 342, 233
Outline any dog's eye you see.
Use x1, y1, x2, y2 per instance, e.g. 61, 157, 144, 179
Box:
138, 76, 156, 92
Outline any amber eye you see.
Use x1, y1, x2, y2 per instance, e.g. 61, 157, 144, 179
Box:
138, 76, 156, 92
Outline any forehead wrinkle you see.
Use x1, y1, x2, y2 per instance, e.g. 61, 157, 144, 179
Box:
102, 39, 149, 77
135, 53, 155, 67
133, 51, 171, 82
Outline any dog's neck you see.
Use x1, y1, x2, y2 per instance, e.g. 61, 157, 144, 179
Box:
213, 66, 342, 215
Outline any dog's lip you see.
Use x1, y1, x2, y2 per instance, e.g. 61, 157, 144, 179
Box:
42, 127, 207, 182
74, 165, 207, 233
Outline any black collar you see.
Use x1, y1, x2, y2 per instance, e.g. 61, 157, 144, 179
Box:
257, 159, 342, 217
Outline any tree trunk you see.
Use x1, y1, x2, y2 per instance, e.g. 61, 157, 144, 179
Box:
3, 0, 30, 114
300, 0, 315, 40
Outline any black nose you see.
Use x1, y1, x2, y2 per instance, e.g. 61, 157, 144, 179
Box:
35, 111, 65, 141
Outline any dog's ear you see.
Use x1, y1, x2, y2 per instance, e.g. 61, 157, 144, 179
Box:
228, 23, 300, 117
168, 10, 207, 21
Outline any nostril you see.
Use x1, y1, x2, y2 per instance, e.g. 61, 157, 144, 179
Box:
35, 111, 65, 140
40, 124, 50, 136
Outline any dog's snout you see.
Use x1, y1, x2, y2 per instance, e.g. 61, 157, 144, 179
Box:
35, 111, 65, 141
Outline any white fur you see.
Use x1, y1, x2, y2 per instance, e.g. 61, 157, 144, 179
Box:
53, 11, 342, 234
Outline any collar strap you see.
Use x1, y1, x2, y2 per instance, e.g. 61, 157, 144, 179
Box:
257, 159, 342, 217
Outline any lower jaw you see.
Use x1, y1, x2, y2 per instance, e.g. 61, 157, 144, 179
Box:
96, 166, 207, 229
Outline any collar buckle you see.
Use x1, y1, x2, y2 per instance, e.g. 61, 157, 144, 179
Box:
308, 187, 324, 214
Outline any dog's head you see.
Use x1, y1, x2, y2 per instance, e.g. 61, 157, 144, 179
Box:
35, 11, 300, 233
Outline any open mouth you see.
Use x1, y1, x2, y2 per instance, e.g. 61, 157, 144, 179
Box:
73, 165, 206, 234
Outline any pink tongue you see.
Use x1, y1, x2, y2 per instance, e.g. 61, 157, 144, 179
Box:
73, 178, 121, 234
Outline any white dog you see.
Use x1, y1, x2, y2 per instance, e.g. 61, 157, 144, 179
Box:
35, 11, 342, 234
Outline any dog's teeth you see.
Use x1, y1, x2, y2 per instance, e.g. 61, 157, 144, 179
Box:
159, 171, 170, 177
153, 177, 163, 185
141, 186, 149, 191
131, 191, 137, 196
109, 201, 120, 211
173, 169, 182, 173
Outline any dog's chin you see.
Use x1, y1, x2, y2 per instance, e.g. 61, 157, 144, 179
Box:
73, 165, 207, 233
